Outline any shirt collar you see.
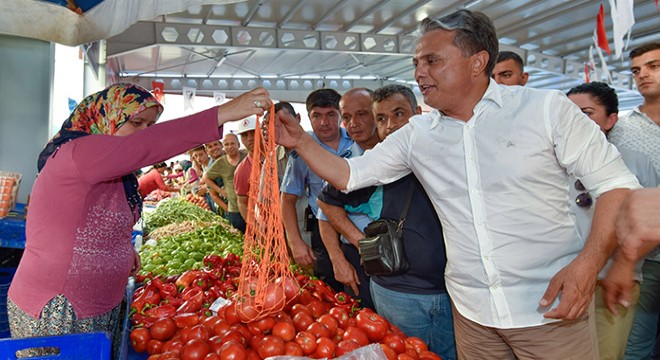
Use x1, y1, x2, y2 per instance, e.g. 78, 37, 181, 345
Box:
429, 78, 503, 129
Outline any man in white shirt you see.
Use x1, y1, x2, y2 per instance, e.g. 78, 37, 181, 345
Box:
271, 9, 640, 359
606, 42, 660, 360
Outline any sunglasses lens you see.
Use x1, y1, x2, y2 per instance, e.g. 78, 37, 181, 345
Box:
575, 192, 593, 208
574, 180, 586, 192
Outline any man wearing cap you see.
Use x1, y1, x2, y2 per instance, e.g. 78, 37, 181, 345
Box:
234, 116, 259, 222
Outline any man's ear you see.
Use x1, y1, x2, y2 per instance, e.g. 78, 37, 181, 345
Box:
521, 72, 529, 86
415, 106, 423, 115
472, 50, 489, 76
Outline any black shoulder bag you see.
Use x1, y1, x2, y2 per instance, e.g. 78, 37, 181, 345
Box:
358, 181, 415, 276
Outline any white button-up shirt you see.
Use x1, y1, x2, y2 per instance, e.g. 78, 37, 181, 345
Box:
346, 80, 641, 328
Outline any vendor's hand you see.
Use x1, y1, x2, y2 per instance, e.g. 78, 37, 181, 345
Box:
616, 188, 660, 263
289, 238, 316, 267
540, 258, 597, 320
131, 248, 142, 277
217, 87, 272, 124
332, 257, 360, 295
601, 255, 635, 315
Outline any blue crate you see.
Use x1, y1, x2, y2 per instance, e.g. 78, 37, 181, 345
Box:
0, 267, 17, 338
0, 332, 111, 359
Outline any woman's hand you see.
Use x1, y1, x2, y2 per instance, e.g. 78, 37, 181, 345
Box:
131, 248, 142, 277
217, 87, 273, 126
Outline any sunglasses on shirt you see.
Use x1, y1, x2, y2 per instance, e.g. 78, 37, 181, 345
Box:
574, 180, 593, 208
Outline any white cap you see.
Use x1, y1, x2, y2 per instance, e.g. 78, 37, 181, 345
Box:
235, 116, 257, 135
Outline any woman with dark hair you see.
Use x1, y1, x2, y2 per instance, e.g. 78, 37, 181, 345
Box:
7, 83, 271, 355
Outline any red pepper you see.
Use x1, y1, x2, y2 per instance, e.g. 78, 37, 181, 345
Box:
131, 283, 162, 313
144, 304, 177, 319
193, 276, 210, 291
175, 270, 201, 289
159, 283, 178, 300
311, 279, 336, 303
173, 312, 200, 328
223, 253, 239, 267
334, 292, 352, 306
130, 313, 158, 328
177, 289, 204, 313
161, 297, 184, 308
203, 254, 223, 270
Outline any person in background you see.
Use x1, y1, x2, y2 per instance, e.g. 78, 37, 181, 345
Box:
492, 51, 528, 86
233, 116, 259, 222
567, 81, 659, 360
319, 84, 456, 358
138, 162, 179, 198
204, 140, 224, 164
606, 42, 660, 360
317, 87, 378, 309
203, 133, 247, 232
271, 9, 640, 359
7, 83, 271, 357
280, 89, 358, 292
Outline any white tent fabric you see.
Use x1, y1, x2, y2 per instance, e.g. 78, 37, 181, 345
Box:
0, 0, 245, 46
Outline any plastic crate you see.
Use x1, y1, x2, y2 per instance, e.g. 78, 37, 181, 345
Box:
0, 332, 111, 360
0, 172, 22, 219
0, 267, 17, 338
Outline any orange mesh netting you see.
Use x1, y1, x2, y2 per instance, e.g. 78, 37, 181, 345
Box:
235, 108, 300, 322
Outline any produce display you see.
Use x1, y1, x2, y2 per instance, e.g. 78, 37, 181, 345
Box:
129, 254, 442, 360
139, 224, 244, 277
184, 193, 212, 211
144, 198, 221, 234
148, 220, 232, 242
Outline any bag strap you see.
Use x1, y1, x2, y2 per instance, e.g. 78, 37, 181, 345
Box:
397, 179, 416, 230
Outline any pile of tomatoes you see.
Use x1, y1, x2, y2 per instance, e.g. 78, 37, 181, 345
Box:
129, 255, 442, 360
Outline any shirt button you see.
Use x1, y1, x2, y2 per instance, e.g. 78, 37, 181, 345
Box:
483, 255, 489, 261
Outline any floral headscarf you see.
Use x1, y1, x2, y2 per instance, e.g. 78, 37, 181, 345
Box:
37, 83, 164, 216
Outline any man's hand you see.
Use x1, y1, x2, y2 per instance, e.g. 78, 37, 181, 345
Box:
331, 256, 360, 295
288, 238, 316, 267
540, 258, 598, 320
616, 188, 660, 263
601, 255, 636, 315
270, 109, 307, 149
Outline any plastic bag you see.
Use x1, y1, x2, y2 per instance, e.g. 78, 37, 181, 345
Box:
265, 343, 387, 360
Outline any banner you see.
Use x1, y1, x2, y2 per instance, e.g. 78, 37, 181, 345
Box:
182, 86, 196, 111
151, 81, 164, 103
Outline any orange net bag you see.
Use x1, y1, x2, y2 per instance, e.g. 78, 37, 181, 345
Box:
235, 108, 300, 322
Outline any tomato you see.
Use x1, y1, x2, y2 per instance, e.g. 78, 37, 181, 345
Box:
230, 324, 252, 343
398, 353, 418, 360
418, 350, 443, 360
307, 300, 329, 319
188, 324, 210, 342
212, 320, 231, 337
150, 318, 177, 341
274, 276, 301, 301
343, 326, 369, 347
247, 316, 276, 336
181, 339, 211, 360
336, 339, 361, 356
306, 322, 331, 339
294, 331, 317, 356
272, 321, 296, 342
235, 298, 259, 323
147, 354, 161, 360
224, 303, 241, 325
284, 341, 303, 356
245, 349, 260, 360
131, 327, 152, 352
221, 330, 248, 347
405, 336, 429, 354
274, 312, 294, 327
382, 333, 407, 354
355, 309, 389, 342
329, 306, 350, 329
380, 344, 398, 360
314, 337, 336, 359
204, 353, 220, 360
297, 289, 315, 305
290, 304, 311, 317
202, 315, 222, 333
263, 283, 286, 311
147, 339, 164, 355
161, 339, 184, 354
219, 340, 247, 360
317, 314, 338, 334
257, 335, 285, 359
293, 311, 314, 333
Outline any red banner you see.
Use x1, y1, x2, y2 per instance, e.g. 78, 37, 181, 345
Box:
151, 81, 164, 102
596, 4, 612, 55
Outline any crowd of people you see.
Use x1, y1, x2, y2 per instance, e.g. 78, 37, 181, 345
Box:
6, 8, 660, 360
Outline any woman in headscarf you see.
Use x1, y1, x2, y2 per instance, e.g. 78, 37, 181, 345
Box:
7, 83, 271, 354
